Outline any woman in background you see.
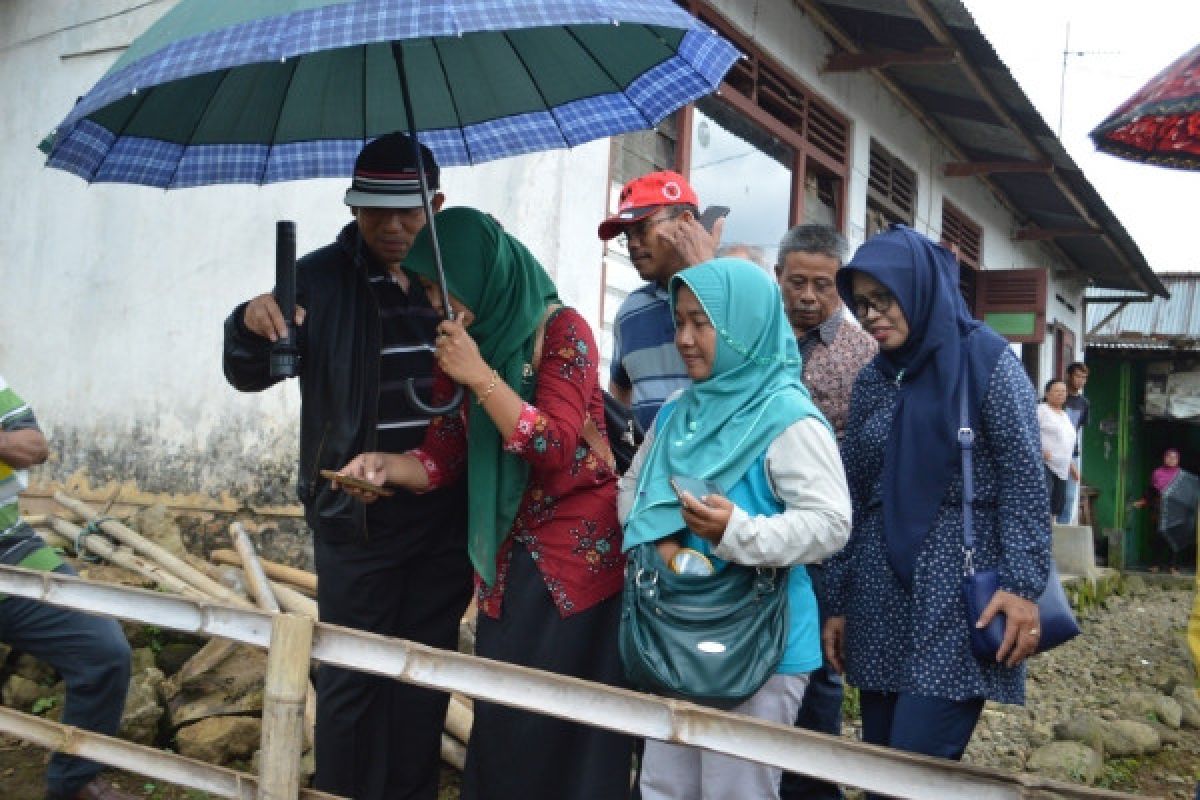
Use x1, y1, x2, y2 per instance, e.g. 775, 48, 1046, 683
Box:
1038, 378, 1078, 523
1133, 448, 1198, 573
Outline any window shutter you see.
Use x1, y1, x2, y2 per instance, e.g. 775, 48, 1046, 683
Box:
976, 267, 1047, 343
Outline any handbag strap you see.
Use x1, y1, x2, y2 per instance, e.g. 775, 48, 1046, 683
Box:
530, 304, 616, 471
959, 348, 978, 574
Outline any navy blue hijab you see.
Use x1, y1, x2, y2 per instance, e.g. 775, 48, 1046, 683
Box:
836, 225, 1009, 589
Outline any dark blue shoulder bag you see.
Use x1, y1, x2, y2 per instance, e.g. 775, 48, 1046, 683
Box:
958, 360, 1080, 660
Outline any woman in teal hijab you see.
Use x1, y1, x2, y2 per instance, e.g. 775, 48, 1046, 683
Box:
618, 258, 852, 800
337, 208, 632, 800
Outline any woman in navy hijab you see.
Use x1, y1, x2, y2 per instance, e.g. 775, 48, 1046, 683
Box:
822, 225, 1051, 775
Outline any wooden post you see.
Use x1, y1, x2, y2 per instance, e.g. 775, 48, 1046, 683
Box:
258, 613, 314, 800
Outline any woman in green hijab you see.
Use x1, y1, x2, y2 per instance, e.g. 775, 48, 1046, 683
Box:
337, 207, 631, 800
618, 258, 851, 800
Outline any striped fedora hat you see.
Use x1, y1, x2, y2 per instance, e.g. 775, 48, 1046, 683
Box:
344, 132, 440, 209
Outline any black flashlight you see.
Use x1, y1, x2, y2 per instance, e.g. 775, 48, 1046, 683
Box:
269, 220, 299, 378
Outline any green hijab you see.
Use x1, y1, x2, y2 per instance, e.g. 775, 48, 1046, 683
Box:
405, 207, 560, 585
623, 258, 827, 549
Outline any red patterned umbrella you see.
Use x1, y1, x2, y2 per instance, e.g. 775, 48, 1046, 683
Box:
1090, 44, 1200, 170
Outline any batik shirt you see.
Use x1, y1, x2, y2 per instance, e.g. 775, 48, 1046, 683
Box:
411, 309, 625, 618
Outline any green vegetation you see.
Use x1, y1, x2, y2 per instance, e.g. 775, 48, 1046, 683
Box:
1096, 757, 1140, 790
31, 695, 56, 715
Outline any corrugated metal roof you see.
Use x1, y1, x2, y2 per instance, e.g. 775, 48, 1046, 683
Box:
803, 0, 1167, 297
1087, 273, 1200, 349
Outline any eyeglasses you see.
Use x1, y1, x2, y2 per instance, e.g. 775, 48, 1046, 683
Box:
851, 289, 896, 320
620, 210, 682, 245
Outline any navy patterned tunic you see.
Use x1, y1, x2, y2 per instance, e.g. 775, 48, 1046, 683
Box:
825, 349, 1050, 704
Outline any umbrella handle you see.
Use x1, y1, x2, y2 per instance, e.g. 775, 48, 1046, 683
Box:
404, 380, 463, 416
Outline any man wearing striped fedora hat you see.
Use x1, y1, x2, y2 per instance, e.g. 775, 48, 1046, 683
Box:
223, 132, 471, 800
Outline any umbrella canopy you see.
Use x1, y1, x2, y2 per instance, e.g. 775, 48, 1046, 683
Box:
44, 0, 738, 188
1089, 43, 1200, 171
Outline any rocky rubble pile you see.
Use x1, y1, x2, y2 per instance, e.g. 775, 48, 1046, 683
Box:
964, 577, 1200, 798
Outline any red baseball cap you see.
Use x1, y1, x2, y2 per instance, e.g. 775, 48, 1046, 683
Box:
597, 170, 699, 241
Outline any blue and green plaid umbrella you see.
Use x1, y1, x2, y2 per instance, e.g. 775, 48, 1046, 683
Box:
44, 0, 738, 188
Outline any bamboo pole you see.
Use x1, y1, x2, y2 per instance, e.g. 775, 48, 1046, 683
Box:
258, 614, 314, 800
184, 552, 246, 593
53, 491, 246, 605
205, 562, 317, 620
45, 516, 244, 706
440, 733, 466, 771
0, 706, 342, 800
230, 523, 317, 750
444, 693, 473, 745
43, 518, 208, 600
210, 548, 317, 594
231, 523, 280, 613
0, 565, 1146, 800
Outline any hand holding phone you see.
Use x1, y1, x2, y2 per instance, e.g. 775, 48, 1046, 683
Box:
320, 468, 395, 497
670, 475, 722, 504
697, 205, 730, 233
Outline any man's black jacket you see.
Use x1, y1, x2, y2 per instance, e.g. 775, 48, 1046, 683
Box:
223, 222, 460, 546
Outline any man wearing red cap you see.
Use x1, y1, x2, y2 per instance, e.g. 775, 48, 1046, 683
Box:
598, 171, 719, 431
223, 133, 471, 800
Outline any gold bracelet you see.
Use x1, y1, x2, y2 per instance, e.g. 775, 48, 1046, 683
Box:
475, 370, 499, 405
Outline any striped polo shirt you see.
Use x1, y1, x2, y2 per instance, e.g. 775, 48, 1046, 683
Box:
609, 283, 690, 431
0, 376, 61, 572
363, 267, 456, 536
0, 376, 37, 538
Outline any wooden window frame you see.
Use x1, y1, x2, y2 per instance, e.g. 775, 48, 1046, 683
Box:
677, 1, 851, 231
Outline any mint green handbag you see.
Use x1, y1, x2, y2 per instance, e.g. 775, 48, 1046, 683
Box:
618, 542, 789, 709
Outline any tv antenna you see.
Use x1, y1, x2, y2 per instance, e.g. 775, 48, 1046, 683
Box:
1058, 22, 1119, 137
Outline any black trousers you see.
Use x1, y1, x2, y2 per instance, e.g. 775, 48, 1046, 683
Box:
313, 532, 472, 800
461, 541, 633, 800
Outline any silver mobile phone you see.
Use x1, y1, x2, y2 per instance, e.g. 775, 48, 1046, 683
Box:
669, 475, 722, 502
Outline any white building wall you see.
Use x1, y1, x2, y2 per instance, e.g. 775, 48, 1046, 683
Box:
0, 0, 609, 505
1, 0, 1095, 507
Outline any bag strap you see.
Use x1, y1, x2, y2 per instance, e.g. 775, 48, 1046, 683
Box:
530, 304, 616, 471
959, 347, 977, 574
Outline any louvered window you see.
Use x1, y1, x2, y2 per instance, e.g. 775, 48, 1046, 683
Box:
867, 141, 917, 226
976, 267, 1048, 344
941, 201, 983, 269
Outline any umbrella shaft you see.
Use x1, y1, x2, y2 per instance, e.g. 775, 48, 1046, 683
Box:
391, 42, 453, 323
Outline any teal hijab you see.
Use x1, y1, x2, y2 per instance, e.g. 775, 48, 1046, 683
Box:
623, 258, 826, 550
405, 207, 560, 585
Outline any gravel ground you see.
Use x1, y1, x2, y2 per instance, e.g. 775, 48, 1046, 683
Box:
960, 577, 1199, 798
